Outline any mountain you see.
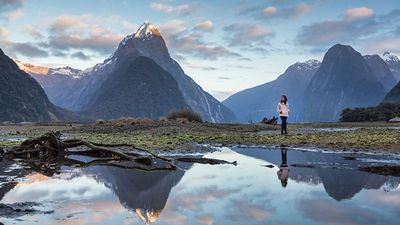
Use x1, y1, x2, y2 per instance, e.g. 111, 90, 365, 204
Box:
95, 22, 236, 122
382, 82, 400, 103
83, 56, 189, 120
16, 62, 88, 109
382, 51, 400, 82
16, 57, 117, 111
304, 44, 386, 122
223, 60, 320, 123
363, 55, 397, 91
0, 48, 78, 122
19, 22, 237, 122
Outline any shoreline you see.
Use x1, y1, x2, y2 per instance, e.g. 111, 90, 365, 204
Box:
0, 120, 400, 154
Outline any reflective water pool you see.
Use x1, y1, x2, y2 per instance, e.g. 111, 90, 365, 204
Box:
0, 147, 399, 224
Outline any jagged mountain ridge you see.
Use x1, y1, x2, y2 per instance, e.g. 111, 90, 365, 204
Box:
304, 44, 386, 122
223, 59, 321, 123
106, 22, 236, 122
19, 22, 236, 122
382, 51, 400, 82
0, 48, 79, 122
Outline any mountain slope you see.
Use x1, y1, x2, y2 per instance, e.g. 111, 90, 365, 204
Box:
304, 44, 386, 122
363, 55, 397, 91
382, 51, 400, 82
0, 48, 78, 122
83, 56, 189, 120
21, 22, 237, 122
102, 22, 236, 122
223, 60, 320, 123
382, 82, 400, 103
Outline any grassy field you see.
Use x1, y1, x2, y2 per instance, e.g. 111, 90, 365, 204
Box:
1, 120, 399, 153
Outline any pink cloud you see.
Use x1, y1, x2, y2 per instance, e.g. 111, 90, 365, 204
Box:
344, 7, 375, 19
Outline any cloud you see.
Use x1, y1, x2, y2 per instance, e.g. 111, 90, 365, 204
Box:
239, 2, 317, 20
50, 15, 87, 32
0, 0, 24, 12
121, 21, 138, 33
194, 20, 213, 31
296, 7, 381, 52
187, 64, 216, 71
166, 34, 242, 59
344, 7, 375, 19
300, 199, 381, 225
225, 199, 274, 223
367, 38, 400, 54
0, 0, 24, 20
159, 20, 187, 34
0, 26, 47, 58
7, 9, 22, 21
223, 23, 273, 53
218, 76, 231, 80
149, 2, 198, 16
289, 2, 317, 18
0, 27, 8, 40
6, 42, 48, 58
71, 51, 90, 60
45, 14, 125, 54
48, 32, 123, 53
159, 20, 242, 60
261, 6, 277, 17
21, 25, 44, 39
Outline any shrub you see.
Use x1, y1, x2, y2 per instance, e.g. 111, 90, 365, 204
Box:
159, 116, 168, 123
167, 109, 203, 123
96, 119, 105, 125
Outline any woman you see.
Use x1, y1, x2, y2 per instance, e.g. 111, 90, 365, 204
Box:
277, 146, 289, 188
277, 95, 290, 135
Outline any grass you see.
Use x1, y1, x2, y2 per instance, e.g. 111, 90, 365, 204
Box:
1, 122, 399, 153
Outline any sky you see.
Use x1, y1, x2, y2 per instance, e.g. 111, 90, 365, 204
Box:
0, 0, 399, 101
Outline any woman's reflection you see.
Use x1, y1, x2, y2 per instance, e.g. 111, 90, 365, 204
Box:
277, 147, 290, 188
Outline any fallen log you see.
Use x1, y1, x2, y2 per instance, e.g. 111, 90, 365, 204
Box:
359, 165, 400, 177
177, 157, 237, 165
1, 132, 237, 172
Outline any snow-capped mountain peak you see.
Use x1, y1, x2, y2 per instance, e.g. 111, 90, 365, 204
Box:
382, 51, 400, 63
117, 22, 161, 48
134, 21, 161, 39
13, 59, 50, 75
291, 59, 321, 71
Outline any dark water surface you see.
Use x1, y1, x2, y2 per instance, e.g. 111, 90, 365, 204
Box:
0, 147, 399, 225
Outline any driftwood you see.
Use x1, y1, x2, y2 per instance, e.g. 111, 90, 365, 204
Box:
359, 165, 400, 177
177, 157, 237, 165
0, 131, 236, 173
1, 131, 173, 171
261, 116, 278, 125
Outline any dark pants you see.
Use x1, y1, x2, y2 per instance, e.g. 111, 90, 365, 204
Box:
280, 116, 288, 134
281, 149, 287, 166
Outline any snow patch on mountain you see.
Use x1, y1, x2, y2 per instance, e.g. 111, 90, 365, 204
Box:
13, 60, 50, 75
382, 51, 400, 63
48, 66, 83, 78
291, 59, 321, 71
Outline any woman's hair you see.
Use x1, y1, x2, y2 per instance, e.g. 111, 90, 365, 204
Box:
281, 95, 287, 104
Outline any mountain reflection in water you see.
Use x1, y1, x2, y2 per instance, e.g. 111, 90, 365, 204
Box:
0, 147, 399, 225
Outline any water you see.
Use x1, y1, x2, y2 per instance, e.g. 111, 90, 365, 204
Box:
302, 126, 400, 132
0, 147, 399, 224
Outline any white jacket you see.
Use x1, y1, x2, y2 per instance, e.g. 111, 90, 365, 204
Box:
277, 102, 290, 117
